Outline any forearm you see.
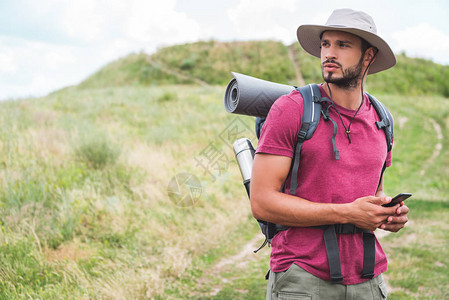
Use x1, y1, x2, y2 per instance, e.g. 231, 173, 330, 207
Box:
250, 189, 350, 227
251, 190, 399, 231
249, 153, 395, 230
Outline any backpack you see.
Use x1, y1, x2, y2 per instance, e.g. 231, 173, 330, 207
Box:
252, 84, 394, 283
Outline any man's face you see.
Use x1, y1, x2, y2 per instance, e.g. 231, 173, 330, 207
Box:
320, 30, 365, 89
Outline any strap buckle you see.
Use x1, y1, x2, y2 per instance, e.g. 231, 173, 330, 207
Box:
297, 129, 307, 140
376, 119, 390, 129
361, 273, 375, 279
330, 275, 344, 284
334, 224, 359, 234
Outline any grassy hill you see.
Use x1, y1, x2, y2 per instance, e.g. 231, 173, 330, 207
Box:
0, 40, 448, 299
78, 40, 449, 97
78, 40, 297, 89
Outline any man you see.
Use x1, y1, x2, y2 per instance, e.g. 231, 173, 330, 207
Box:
250, 8, 409, 299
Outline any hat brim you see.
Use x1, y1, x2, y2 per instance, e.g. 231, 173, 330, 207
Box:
297, 25, 396, 74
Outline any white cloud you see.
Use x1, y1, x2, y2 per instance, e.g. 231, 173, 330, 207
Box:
123, 0, 200, 52
0, 36, 88, 99
58, 0, 107, 42
227, 0, 299, 44
0, 51, 17, 74
0, 0, 202, 100
391, 23, 449, 64
46, 0, 201, 50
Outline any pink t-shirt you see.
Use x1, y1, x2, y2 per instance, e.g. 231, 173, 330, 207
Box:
256, 85, 392, 285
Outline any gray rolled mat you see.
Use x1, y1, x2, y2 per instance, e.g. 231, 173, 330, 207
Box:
224, 72, 295, 118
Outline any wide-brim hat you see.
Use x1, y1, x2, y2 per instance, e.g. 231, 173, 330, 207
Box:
297, 8, 396, 74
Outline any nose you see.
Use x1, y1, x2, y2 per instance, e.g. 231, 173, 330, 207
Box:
321, 45, 337, 61
324, 50, 336, 61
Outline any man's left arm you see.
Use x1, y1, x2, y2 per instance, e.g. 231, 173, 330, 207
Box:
376, 173, 409, 232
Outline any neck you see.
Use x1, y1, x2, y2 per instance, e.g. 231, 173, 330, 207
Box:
323, 80, 365, 110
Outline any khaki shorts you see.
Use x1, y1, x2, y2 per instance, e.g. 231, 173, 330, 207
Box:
267, 263, 388, 300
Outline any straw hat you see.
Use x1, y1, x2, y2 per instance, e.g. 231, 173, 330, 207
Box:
297, 8, 396, 74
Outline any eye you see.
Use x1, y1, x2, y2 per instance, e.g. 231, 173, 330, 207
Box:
321, 41, 329, 47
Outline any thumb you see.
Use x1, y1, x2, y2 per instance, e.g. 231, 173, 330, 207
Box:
369, 196, 392, 205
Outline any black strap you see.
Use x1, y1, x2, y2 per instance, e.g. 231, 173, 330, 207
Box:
328, 116, 340, 160
362, 231, 376, 279
289, 84, 322, 194
314, 224, 376, 283
377, 161, 387, 191
323, 225, 344, 283
254, 238, 268, 253
289, 130, 306, 194
367, 93, 394, 153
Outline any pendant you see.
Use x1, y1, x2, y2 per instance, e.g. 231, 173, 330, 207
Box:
346, 130, 351, 144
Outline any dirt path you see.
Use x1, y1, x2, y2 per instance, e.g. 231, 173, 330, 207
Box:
194, 235, 263, 297
146, 55, 210, 86
420, 118, 443, 176
197, 225, 411, 297
288, 45, 305, 86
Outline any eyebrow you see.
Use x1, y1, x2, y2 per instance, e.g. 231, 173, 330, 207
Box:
321, 38, 354, 44
338, 40, 353, 44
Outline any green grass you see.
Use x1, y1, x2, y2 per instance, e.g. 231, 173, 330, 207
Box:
382, 200, 449, 299
0, 82, 447, 299
0, 85, 259, 299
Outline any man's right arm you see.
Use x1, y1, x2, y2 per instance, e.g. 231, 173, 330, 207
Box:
250, 153, 398, 231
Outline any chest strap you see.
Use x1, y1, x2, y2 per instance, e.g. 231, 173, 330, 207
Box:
312, 224, 375, 284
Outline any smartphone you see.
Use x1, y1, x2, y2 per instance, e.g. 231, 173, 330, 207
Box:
382, 193, 412, 207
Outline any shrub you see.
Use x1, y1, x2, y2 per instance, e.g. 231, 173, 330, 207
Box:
158, 91, 177, 103
180, 58, 195, 70
74, 132, 121, 169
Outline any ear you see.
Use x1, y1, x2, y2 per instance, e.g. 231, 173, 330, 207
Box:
364, 47, 377, 65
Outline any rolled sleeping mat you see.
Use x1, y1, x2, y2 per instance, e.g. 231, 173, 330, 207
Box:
224, 72, 295, 118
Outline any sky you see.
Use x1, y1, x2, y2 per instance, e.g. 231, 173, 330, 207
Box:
1, 0, 449, 100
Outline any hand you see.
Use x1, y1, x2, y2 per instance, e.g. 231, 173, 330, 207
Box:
379, 202, 409, 232
347, 196, 398, 231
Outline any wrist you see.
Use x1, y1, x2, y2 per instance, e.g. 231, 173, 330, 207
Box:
331, 202, 352, 224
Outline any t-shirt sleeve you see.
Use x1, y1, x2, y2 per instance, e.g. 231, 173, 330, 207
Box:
255, 92, 302, 158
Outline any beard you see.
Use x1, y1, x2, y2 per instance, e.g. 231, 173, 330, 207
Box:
322, 55, 364, 89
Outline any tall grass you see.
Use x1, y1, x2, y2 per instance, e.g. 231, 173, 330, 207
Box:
0, 85, 255, 298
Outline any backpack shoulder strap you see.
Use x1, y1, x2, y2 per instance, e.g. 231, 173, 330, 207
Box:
366, 93, 394, 192
289, 84, 322, 195
366, 93, 394, 152
253, 84, 323, 251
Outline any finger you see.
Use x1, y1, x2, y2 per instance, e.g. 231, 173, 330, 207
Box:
395, 204, 410, 215
381, 204, 399, 216
368, 196, 394, 207
398, 205, 409, 214
364, 196, 382, 204
375, 196, 392, 206
382, 196, 393, 205
386, 215, 408, 224
381, 223, 405, 232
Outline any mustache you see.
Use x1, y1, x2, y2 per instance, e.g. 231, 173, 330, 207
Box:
322, 60, 342, 68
